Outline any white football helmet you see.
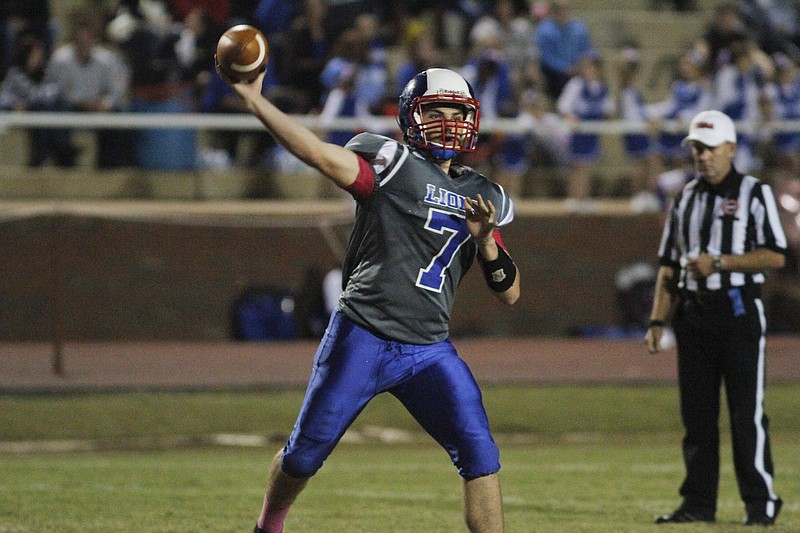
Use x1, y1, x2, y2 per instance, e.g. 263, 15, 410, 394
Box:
398, 68, 480, 161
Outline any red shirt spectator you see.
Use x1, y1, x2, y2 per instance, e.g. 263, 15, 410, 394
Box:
169, 0, 230, 28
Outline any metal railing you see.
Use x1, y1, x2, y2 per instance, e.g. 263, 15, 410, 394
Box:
3, 111, 800, 135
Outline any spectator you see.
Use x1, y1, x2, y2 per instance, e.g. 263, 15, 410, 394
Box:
318, 64, 361, 148
557, 50, 614, 202
653, 153, 693, 210
714, 33, 772, 173
647, 50, 714, 170
460, 44, 520, 186
318, 26, 390, 146
714, 26, 774, 73
616, 46, 661, 211
108, 2, 212, 100
273, 0, 328, 113
761, 53, 800, 180
496, 57, 570, 196
219, 0, 315, 173
321, 0, 386, 45
0, 33, 76, 166
428, 0, 492, 53
461, 44, 516, 119
173, 7, 219, 95
0, 0, 54, 80
252, 0, 297, 37
228, 0, 260, 22
43, 14, 134, 168
740, 0, 800, 60
0, 34, 54, 109
394, 20, 442, 97
352, 12, 390, 93
697, 1, 748, 72
319, 24, 386, 107
534, 1, 592, 101
515, 48, 547, 98
512, 88, 570, 197
201, 69, 274, 167
107, 1, 199, 169
250, 0, 299, 103
168, 0, 230, 29
468, 0, 535, 75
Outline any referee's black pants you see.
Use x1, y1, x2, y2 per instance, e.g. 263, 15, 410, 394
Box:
672, 289, 779, 513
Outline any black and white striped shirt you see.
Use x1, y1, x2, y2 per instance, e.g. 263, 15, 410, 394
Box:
658, 168, 788, 292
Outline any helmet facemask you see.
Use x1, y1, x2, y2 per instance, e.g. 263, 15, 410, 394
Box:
398, 68, 481, 161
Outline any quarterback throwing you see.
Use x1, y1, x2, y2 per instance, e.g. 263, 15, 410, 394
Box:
218, 61, 520, 533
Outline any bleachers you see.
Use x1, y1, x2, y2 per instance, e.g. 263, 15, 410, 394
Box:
564, 2, 721, 189
0, 1, 727, 200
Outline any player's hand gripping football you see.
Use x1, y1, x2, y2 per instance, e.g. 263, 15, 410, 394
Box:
214, 55, 265, 101
465, 194, 497, 246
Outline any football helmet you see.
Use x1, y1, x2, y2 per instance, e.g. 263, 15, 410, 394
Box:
398, 68, 480, 161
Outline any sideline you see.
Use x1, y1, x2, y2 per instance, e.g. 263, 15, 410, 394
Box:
3, 337, 800, 394
0, 427, 414, 455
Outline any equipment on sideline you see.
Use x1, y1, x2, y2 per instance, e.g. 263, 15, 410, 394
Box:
215, 25, 269, 82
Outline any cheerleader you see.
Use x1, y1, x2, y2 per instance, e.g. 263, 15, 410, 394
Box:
647, 50, 714, 169
557, 49, 614, 201
762, 52, 800, 178
616, 46, 660, 210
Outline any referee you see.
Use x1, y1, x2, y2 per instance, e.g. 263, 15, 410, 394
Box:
645, 110, 787, 526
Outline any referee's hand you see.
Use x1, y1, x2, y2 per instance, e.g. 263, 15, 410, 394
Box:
645, 326, 662, 354
686, 254, 715, 278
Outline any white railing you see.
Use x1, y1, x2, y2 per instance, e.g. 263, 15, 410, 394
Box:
3, 111, 800, 135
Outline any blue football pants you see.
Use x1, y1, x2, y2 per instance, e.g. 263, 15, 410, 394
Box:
281, 309, 500, 480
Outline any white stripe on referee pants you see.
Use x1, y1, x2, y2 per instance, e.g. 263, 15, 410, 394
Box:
754, 298, 778, 502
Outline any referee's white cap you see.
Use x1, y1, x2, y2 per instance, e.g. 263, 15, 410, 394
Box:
681, 110, 737, 147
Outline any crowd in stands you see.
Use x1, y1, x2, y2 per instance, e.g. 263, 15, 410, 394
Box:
1, 0, 800, 209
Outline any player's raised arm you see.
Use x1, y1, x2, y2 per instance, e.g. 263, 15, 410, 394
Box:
218, 68, 360, 190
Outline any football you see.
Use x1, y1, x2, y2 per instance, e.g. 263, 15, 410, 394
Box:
215, 24, 269, 82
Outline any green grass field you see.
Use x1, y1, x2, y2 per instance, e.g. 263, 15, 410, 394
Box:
2, 385, 798, 532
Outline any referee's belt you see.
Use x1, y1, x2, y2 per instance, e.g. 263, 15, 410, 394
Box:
681, 284, 761, 304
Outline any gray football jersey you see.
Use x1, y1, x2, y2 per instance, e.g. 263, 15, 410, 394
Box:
339, 132, 514, 344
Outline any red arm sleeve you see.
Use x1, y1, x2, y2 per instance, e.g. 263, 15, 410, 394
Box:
343, 155, 376, 201
493, 229, 508, 252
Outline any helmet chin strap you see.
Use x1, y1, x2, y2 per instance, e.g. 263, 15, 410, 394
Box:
405, 128, 459, 162
429, 148, 458, 162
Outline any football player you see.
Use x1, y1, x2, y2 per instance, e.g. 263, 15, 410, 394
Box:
220, 64, 520, 533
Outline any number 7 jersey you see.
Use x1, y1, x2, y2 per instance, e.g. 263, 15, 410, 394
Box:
339, 132, 515, 344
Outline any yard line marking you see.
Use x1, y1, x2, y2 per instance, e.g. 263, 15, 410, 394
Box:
0, 439, 95, 454
212, 434, 268, 447
319, 488, 447, 503
316, 488, 535, 507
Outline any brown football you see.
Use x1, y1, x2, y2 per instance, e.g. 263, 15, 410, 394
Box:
215, 25, 269, 82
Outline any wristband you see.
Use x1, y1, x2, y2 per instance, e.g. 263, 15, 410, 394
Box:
649, 319, 665, 328
478, 245, 517, 292
712, 255, 723, 272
